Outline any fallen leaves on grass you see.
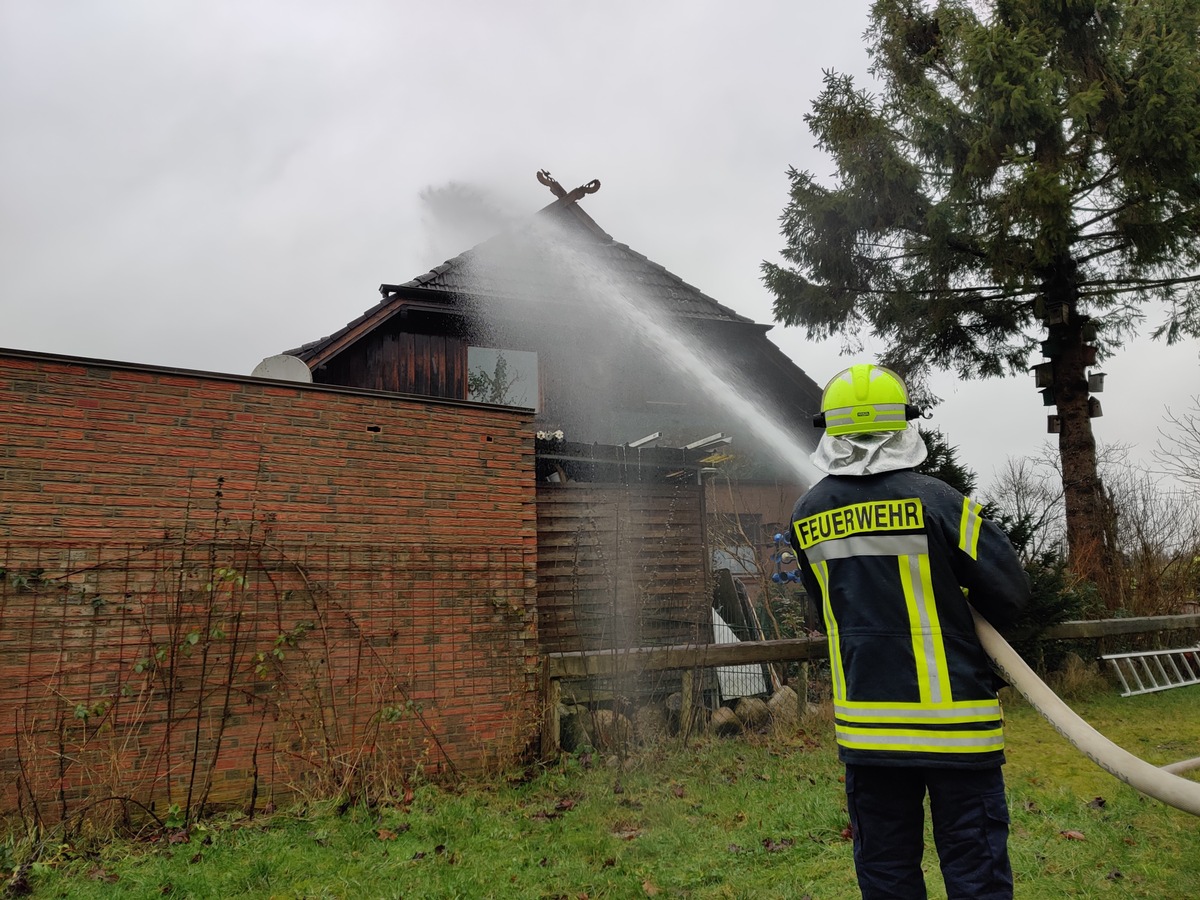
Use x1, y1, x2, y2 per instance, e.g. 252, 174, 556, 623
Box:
530, 797, 579, 821
761, 837, 795, 852
1060, 830, 1086, 841
87, 867, 119, 884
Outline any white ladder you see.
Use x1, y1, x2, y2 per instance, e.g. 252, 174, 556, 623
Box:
1102, 645, 1200, 697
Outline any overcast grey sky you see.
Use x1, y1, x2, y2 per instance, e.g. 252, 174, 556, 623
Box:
2, 1, 1196, 487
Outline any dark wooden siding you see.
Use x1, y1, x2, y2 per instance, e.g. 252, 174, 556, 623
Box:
316, 327, 467, 398
536, 481, 711, 655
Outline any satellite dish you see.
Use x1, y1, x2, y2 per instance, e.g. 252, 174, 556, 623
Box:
251, 355, 313, 383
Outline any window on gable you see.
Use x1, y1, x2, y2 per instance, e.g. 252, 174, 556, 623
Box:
467, 347, 539, 409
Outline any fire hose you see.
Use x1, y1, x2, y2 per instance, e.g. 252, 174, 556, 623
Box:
972, 609, 1200, 817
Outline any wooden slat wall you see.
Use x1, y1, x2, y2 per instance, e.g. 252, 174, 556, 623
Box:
536, 481, 710, 655
318, 329, 467, 399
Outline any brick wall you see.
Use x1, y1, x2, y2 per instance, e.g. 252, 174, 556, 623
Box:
0, 349, 538, 824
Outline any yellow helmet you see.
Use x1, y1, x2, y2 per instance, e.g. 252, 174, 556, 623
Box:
814, 364, 921, 436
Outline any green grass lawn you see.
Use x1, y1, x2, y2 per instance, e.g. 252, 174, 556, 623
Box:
15, 686, 1200, 899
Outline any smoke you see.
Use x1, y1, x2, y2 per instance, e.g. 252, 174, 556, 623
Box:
417, 181, 519, 266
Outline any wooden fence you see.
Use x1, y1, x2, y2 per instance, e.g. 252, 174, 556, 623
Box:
540, 614, 1200, 754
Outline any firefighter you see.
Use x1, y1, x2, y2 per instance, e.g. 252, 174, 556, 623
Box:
789, 364, 1030, 900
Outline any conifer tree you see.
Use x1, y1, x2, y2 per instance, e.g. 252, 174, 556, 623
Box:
765, 0, 1200, 598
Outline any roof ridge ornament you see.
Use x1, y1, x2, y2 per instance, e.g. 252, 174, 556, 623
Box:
537, 169, 601, 202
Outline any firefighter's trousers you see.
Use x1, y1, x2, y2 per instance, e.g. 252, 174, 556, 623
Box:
844, 763, 1013, 899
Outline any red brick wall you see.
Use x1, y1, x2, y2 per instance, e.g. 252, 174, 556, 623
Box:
0, 350, 538, 823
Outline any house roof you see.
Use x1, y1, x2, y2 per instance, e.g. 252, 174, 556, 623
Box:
285, 192, 756, 366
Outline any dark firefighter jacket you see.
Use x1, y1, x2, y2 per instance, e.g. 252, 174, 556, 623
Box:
789, 469, 1030, 769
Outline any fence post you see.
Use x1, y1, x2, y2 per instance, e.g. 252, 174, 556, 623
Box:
540, 659, 561, 759
680, 669, 698, 738
796, 662, 809, 717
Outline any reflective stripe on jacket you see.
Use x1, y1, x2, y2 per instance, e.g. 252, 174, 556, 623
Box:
789, 469, 1030, 768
